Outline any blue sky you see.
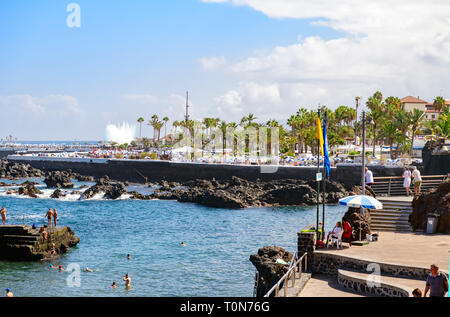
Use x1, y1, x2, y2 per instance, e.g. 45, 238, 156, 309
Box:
0, 0, 449, 140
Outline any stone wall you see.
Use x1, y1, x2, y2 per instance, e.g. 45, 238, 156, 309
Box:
312, 252, 430, 279
8, 156, 406, 186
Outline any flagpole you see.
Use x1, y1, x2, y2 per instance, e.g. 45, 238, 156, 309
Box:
316, 108, 320, 245
322, 112, 327, 241
362, 111, 366, 196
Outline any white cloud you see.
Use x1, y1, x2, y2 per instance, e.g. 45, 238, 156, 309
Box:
0, 94, 81, 116
199, 56, 227, 71
204, 0, 450, 117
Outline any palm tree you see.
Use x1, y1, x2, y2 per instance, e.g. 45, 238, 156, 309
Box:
287, 115, 298, 153
137, 117, 144, 139
433, 96, 446, 113
163, 116, 169, 143
367, 109, 384, 157
409, 109, 425, 155
379, 121, 399, 159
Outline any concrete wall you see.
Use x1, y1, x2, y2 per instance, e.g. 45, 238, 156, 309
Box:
7, 155, 405, 185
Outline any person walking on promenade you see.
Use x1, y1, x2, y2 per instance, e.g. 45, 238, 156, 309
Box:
411, 166, 422, 196
1, 206, 7, 225
46, 208, 53, 228
365, 167, 374, 187
53, 208, 58, 227
424, 264, 448, 297
402, 167, 412, 196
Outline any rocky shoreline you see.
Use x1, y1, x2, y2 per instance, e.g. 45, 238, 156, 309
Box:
1, 159, 366, 209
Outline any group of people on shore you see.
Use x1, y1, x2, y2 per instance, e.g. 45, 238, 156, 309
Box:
402, 166, 423, 196
0, 206, 59, 227
364, 166, 423, 196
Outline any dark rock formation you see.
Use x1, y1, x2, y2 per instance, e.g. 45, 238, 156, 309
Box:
75, 174, 95, 182
0, 225, 80, 261
44, 171, 74, 188
0, 159, 44, 179
18, 184, 43, 198
410, 179, 450, 233
50, 189, 66, 199
343, 207, 371, 240
81, 176, 127, 200
249, 246, 293, 297
151, 176, 350, 209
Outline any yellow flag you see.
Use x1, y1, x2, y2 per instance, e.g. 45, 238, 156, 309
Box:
317, 117, 324, 156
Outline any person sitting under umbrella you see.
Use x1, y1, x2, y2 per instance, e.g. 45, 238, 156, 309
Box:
325, 222, 343, 247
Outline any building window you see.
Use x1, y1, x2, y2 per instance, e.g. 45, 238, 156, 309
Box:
432, 115, 435, 119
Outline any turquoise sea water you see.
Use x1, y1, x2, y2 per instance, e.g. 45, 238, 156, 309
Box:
0, 178, 346, 297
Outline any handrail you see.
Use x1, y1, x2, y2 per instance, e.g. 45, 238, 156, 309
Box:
263, 252, 308, 297
373, 175, 446, 181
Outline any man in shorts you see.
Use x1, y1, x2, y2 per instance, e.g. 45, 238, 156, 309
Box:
411, 166, 422, 196
424, 264, 448, 297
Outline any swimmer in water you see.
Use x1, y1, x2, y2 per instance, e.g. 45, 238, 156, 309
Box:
127, 254, 131, 260
58, 265, 64, 272
1, 206, 7, 225
181, 242, 186, 247
85, 267, 94, 272
5, 288, 13, 297
111, 281, 117, 289
123, 273, 131, 289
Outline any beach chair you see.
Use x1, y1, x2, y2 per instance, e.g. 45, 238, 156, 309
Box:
327, 231, 343, 249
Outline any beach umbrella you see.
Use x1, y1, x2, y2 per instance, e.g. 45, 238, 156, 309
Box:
338, 195, 383, 210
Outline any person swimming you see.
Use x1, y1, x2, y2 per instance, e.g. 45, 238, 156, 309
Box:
58, 265, 64, 272
111, 281, 117, 289
5, 288, 13, 297
181, 242, 186, 247
85, 267, 94, 272
123, 273, 131, 289
127, 254, 131, 260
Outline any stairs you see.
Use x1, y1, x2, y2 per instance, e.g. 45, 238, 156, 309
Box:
372, 175, 445, 197
337, 269, 424, 297
369, 198, 413, 232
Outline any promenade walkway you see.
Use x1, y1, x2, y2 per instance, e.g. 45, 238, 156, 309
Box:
317, 231, 450, 271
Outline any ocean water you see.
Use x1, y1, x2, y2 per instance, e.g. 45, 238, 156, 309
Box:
0, 179, 346, 297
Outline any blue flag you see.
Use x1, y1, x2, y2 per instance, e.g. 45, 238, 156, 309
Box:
322, 117, 330, 177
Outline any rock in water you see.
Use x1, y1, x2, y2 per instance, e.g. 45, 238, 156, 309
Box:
410, 179, 450, 233
44, 171, 74, 189
18, 184, 43, 198
50, 189, 66, 199
249, 246, 293, 297
81, 177, 127, 200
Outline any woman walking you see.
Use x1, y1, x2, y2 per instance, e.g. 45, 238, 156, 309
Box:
403, 167, 412, 196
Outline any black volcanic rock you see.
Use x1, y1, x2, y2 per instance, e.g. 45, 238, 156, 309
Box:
250, 246, 293, 297
0, 159, 44, 179
410, 179, 450, 233
44, 171, 74, 189
81, 177, 127, 200
18, 184, 43, 198
50, 189, 66, 199
148, 177, 350, 209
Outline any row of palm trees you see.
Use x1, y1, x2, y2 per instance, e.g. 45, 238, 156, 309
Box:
135, 93, 449, 157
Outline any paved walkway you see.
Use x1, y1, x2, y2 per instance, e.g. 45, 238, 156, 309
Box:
377, 196, 414, 202
299, 275, 367, 297
316, 232, 450, 271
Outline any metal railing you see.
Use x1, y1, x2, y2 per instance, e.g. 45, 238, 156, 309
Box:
263, 252, 308, 298
372, 175, 447, 196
